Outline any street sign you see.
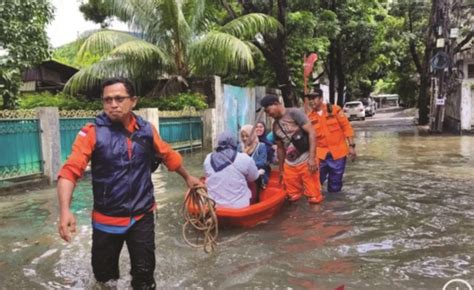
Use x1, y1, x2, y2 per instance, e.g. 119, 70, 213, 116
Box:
436, 97, 446, 106
436, 38, 445, 48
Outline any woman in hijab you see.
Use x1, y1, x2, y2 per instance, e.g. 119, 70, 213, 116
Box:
239, 124, 269, 188
255, 121, 276, 164
203, 131, 259, 208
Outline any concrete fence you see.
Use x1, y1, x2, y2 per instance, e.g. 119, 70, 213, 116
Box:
0, 107, 213, 185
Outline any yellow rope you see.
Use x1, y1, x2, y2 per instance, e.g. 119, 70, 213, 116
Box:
182, 185, 218, 253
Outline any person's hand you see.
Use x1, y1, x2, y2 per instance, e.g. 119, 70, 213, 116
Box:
348, 147, 357, 162
58, 210, 76, 243
258, 169, 265, 176
185, 175, 203, 188
308, 158, 319, 173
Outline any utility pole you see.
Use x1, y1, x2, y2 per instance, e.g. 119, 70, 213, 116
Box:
430, 0, 470, 132
430, 0, 451, 132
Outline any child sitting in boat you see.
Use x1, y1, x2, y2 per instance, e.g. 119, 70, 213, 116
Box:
203, 131, 260, 208
238, 125, 269, 191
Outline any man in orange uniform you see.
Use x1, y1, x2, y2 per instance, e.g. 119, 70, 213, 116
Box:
260, 95, 323, 204
56, 77, 201, 289
305, 89, 356, 193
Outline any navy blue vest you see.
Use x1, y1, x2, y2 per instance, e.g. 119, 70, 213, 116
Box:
91, 112, 155, 217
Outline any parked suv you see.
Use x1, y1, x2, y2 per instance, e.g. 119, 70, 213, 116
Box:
360, 97, 376, 117
343, 101, 366, 121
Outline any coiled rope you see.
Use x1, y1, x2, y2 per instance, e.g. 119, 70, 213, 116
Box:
182, 185, 218, 253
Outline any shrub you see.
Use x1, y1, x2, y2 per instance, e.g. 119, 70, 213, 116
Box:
137, 92, 208, 110
18, 91, 208, 111
19, 92, 102, 110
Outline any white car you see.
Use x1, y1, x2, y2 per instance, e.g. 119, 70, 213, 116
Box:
343, 101, 366, 121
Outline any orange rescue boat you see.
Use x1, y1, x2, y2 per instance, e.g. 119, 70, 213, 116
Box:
186, 170, 287, 228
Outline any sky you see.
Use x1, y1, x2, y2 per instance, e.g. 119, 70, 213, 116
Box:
46, 0, 128, 48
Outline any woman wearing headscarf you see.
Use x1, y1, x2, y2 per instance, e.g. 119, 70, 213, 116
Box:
203, 131, 259, 208
239, 124, 269, 188
255, 121, 276, 164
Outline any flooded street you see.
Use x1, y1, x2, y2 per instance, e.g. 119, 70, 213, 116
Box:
1, 112, 473, 289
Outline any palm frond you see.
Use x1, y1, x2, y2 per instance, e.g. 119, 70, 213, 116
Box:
183, 0, 206, 33
107, 0, 160, 40
189, 31, 256, 75
77, 30, 140, 62
220, 13, 281, 39
64, 58, 162, 95
109, 40, 170, 67
161, 0, 192, 46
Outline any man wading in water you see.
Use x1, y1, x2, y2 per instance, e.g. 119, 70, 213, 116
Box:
56, 77, 201, 289
260, 95, 324, 204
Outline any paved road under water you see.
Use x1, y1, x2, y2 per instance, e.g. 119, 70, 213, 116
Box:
0, 116, 473, 289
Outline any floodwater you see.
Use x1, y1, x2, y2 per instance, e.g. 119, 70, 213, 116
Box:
1, 120, 473, 289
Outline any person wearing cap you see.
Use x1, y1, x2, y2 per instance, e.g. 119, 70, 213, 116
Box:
260, 95, 324, 204
305, 89, 356, 193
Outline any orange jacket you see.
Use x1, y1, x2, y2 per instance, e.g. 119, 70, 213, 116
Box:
58, 113, 182, 185
308, 104, 354, 160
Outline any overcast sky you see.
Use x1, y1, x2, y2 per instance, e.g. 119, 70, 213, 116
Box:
47, 0, 128, 48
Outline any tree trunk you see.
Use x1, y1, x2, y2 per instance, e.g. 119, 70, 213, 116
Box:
328, 42, 336, 104
418, 70, 430, 125
274, 57, 294, 106
326, 0, 339, 105
258, 37, 295, 107
417, 0, 437, 125
2, 94, 11, 110
335, 39, 345, 107
245, 0, 295, 106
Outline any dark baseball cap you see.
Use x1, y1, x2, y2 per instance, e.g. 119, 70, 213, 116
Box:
260, 95, 280, 108
304, 89, 323, 99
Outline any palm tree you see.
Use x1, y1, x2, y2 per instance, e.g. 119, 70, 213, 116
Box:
65, 0, 280, 95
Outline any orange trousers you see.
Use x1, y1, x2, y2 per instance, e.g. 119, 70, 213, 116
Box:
283, 160, 322, 201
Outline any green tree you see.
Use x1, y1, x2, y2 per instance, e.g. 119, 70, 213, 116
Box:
345, 10, 406, 101
388, 0, 434, 123
388, 1, 472, 124
0, 0, 53, 109
66, 0, 280, 96
217, 1, 336, 106
79, 0, 113, 28
52, 39, 102, 68
221, 7, 333, 103
315, 0, 392, 105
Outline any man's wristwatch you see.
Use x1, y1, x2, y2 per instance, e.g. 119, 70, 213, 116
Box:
349, 144, 356, 148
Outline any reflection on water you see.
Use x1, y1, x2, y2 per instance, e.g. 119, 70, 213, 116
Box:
1, 129, 473, 289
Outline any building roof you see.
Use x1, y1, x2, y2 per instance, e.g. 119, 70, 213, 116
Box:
22, 60, 78, 83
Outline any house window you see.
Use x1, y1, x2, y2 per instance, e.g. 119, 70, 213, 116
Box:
468, 64, 474, 79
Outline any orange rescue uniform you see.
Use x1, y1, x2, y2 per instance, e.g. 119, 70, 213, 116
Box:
283, 159, 322, 203
308, 104, 354, 160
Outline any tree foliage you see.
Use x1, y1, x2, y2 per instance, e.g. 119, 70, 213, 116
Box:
218, 1, 402, 106
19, 91, 207, 111
0, 0, 53, 109
52, 39, 102, 68
66, 0, 280, 96
79, 0, 113, 28
218, 1, 337, 106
